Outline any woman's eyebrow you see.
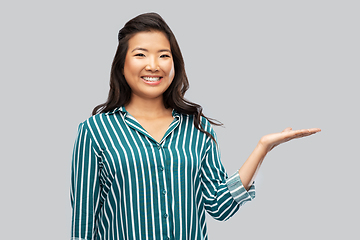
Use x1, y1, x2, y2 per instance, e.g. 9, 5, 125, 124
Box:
131, 47, 171, 53
131, 47, 148, 52
159, 49, 171, 53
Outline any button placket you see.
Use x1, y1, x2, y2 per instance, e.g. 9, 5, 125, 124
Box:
155, 142, 171, 238
161, 143, 176, 239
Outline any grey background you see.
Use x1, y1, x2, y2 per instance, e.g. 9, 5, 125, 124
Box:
1, 0, 359, 239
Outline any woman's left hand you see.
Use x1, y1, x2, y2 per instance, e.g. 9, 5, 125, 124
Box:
259, 127, 321, 153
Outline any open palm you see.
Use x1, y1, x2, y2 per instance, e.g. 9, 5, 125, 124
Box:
259, 127, 321, 152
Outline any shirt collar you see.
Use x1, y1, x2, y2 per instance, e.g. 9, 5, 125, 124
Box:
104, 106, 126, 116
172, 109, 180, 118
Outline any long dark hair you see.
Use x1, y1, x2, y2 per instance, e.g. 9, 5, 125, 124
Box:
92, 12, 222, 142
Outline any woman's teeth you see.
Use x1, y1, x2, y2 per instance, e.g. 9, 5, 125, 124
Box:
142, 77, 161, 82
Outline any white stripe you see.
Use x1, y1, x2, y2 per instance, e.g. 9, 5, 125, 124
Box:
167, 127, 176, 237
183, 116, 189, 239
175, 114, 182, 239
188, 118, 195, 240
78, 128, 87, 238
84, 140, 92, 236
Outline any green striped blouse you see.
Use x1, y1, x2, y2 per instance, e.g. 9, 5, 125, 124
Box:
70, 106, 255, 240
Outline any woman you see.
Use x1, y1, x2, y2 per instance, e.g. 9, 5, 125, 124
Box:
70, 12, 320, 240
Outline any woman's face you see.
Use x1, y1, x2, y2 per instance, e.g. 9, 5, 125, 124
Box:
123, 31, 175, 102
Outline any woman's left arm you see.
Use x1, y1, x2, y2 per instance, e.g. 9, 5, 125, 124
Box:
238, 127, 321, 190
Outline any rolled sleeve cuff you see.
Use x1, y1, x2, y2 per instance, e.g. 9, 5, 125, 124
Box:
226, 171, 256, 206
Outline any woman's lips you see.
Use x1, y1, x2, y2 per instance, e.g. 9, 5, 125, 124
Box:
141, 76, 162, 85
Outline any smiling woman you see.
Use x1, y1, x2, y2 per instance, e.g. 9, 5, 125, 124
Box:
70, 12, 320, 240
123, 31, 175, 101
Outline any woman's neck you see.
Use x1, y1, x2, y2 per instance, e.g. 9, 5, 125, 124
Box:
125, 94, 171, 119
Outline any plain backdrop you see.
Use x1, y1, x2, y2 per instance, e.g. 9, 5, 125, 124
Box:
1, 0, 359, 239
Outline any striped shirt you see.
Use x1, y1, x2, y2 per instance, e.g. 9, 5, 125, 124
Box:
70, 106, 255, 240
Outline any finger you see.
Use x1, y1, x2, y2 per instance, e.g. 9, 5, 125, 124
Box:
295, 129, 321, 137
282, 127, 292, 132
307, 128, 322, 133
280, 129, 316, 140
290, 128, 321, 136
289, 130, 320, 139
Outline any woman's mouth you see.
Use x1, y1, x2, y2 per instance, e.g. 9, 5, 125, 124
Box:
141, 76, 163, 85
142, 76, 162, 82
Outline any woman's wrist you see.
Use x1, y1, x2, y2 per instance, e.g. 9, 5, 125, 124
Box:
238, 141, 268, 190
257, 138, 271, 155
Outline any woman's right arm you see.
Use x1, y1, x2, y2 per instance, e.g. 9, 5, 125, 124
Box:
70, 122, 101, 240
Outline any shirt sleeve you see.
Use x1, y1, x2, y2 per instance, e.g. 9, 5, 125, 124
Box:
200, 120, 255, 221
70, 122, 101, 240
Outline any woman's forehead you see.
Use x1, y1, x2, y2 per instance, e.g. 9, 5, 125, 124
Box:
128, 31, 170, 50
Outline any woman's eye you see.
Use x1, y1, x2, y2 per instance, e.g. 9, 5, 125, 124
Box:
160, 54, 170, 58
135, 53, 145, 57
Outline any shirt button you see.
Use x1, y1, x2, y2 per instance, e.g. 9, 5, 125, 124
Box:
159, 166, 164, 171
165, 237, 170, 240
163, 213, 168, 218
162, 190, 167, 195
157, 145, 161, 149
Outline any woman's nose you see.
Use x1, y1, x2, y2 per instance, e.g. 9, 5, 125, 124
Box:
145, 57, 159, 72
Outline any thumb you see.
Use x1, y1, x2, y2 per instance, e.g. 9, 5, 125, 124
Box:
282, 127, 292, 132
